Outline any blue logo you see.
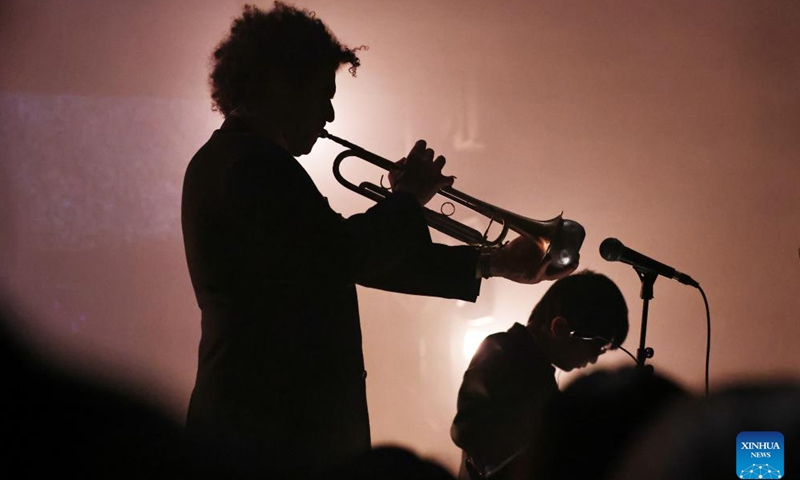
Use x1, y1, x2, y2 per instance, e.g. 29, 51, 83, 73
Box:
737, 431, 784, 479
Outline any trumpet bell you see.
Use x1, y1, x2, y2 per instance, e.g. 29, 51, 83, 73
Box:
506, 213, 585, 275
547, 219, 586, 275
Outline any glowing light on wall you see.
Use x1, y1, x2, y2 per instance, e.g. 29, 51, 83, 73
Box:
462, 316, 495, 360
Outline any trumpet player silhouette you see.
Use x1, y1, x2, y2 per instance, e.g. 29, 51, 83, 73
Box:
181, 2, 578, 478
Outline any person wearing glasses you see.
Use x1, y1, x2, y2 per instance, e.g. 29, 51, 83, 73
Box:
450, 270, 629, 480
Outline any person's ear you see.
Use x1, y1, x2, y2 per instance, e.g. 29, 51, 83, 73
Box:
258, 72, 296, 107
549, 316, 571, 339
270, 74, 295, 96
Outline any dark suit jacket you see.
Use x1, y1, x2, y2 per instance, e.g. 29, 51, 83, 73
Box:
181, 117, 481, 477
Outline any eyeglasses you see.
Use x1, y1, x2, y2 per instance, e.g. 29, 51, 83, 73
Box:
570, 330, 639, 365
569, 330, 614, 353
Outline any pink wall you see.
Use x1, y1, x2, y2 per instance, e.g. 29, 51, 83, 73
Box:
2, 0, 798, 471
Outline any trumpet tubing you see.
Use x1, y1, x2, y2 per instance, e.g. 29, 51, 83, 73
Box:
320, 130, 585, 274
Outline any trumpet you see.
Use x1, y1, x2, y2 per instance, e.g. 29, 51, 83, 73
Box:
320, 130, 586, 274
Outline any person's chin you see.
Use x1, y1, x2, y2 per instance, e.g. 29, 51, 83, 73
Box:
301, 136, 321, 155
290, 140, 316, 156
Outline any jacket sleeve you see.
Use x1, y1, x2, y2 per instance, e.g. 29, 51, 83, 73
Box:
356, 242, 482, 302
220, 146, 459, 296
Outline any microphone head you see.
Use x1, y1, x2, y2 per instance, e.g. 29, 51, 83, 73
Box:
599, 237, 624, 262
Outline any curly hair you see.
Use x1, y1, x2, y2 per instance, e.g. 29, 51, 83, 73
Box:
209, 2, 365, 116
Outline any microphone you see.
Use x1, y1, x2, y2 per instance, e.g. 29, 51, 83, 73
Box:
600, 237, 699, 288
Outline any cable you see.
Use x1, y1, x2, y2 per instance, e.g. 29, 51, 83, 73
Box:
698, 285, 710, 397
610, 342, 638, 365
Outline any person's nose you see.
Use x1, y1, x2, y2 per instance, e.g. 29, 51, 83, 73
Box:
590, 351, 604, 364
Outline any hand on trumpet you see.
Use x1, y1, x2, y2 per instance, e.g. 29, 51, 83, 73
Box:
389, 139, 455, 206
490, 235, 579, 284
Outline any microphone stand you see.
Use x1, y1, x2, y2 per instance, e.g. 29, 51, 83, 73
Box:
634, 267, 657, 373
